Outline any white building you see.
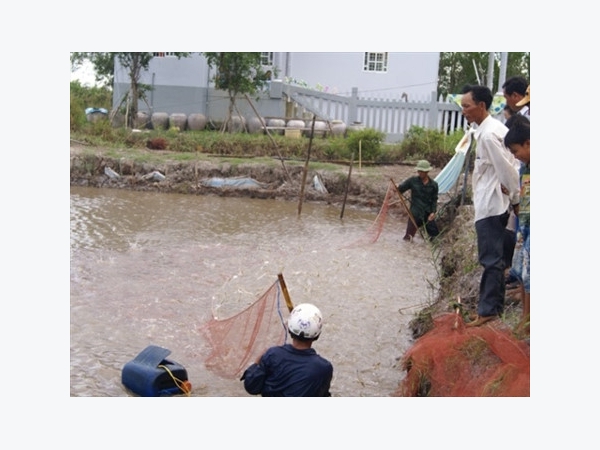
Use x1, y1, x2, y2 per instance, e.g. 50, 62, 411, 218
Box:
113, 52, 439, 117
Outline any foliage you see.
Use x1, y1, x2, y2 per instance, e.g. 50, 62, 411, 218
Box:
71, 52, 115, 87
70, 81, 113, 132
202, 53, 273, 132
322, 137, 347, 160
70, 93, 87, 132
397, 126, 464, 168
71, 53, 191, 128
437, 52, 530, 98
343, 128, 385, 161
71, 120, 464, 168
70, 80, 112, 109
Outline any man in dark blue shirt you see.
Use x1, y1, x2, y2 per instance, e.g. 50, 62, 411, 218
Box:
240, 303, 333, 397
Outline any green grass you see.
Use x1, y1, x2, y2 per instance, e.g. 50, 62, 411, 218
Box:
71, 116, 463, 168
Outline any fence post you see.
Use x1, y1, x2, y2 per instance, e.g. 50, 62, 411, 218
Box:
428, 91, 439, 130
348, 87, 359, 124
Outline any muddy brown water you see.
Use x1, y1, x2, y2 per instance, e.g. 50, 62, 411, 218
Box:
70, 186, 439, 397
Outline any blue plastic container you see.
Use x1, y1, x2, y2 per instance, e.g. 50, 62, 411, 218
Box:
122, 345, 188, 397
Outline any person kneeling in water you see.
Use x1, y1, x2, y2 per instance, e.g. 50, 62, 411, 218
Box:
241, 303, 333, 397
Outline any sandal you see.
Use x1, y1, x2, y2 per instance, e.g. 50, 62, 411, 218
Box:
466, 315, 497, 327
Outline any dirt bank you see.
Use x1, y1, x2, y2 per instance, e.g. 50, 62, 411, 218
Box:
70, 142, 422, 211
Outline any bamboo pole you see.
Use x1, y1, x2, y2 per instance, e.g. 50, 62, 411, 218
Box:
358, 140, 362, 174
277, 273, 294, 313
244, 94, 293, 184
297, 115, 316, 218
340, 151, 354, 219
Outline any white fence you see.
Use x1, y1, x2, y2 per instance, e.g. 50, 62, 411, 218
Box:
281, 84, 466, 142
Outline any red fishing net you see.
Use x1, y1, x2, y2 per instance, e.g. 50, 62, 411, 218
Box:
396, 313, 530, 396
200, 275, 293, 380
343, 180, 401, 248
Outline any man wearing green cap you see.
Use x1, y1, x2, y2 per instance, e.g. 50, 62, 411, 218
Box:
397, 159, 440, 242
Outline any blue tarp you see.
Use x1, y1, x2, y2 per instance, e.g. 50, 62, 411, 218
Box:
85, 107, 108, 115
435, 152, 467, 194
201, 177, 267, 189
434, 128, 474, 194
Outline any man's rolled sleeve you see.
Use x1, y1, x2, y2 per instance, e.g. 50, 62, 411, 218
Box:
240, 363, 266, 395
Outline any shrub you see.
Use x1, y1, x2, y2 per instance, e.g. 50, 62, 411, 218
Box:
147, 137, 168, 150
321, 137, 346, 160
70, 81, 112, 132
70, 95, 87, 132
398, 126, 465, 167
344, 128, 385, 161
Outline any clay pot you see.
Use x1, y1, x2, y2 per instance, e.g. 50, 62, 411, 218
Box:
267, 118, 285, 135
330, 120, 347, 137
306, 120, 327, 137
151, 112, 169, 130
188, 113, 207, 131
227, 114, 246, 133
286, 119, 305, 130
247, 116, 265, 134
134, 112, 151, 129
169, 113, 188, 131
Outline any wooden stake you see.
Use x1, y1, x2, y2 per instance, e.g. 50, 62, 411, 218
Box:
340, 151, 354, 219
454, 296, 462, 329
358, 140, 362, 174
297, 115, 316, 218
244, 94, 293, 184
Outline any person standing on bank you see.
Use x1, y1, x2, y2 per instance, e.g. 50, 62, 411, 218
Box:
460, 85, 521, 327
515, 84, 530, 119
504, 115, 530, 326
240, 303, 333, 397
502, 76, 530, 118
397, 160, 440, 242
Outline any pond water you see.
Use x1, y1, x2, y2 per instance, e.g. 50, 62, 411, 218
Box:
70, 186, 438, 397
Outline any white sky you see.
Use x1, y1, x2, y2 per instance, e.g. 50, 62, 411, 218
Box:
70, 59, 97, 86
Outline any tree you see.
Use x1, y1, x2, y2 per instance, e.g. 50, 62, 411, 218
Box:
437, 52, 530, 98
71, 52, 115, 88
202, 52, 270, 132
70, 52, 191, 128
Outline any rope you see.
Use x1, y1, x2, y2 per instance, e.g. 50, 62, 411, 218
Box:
158, 364, 192, 396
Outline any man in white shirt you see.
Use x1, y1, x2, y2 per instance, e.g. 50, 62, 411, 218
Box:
461, 85, 521, 327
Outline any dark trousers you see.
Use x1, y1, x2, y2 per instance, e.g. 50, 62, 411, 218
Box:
405, 215, 440, 240
503, 228, 517, 269
475, 212, 509, 317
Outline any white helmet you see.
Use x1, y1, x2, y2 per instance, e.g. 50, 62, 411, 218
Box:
287, 303, 323, 340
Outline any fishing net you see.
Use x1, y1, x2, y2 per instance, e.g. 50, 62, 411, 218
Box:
343, 180, 402, 248
200, 274, 293, 380
395, 313, 530, 396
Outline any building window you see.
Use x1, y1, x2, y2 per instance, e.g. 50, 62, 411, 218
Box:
152, 52, 176, 57
261, 52, 274, 66
363, 52, 388, 72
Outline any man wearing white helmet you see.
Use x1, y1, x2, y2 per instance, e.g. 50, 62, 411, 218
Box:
241, 303, 333, 396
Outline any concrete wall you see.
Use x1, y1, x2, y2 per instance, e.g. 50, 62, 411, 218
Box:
279, 52, 439, 101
